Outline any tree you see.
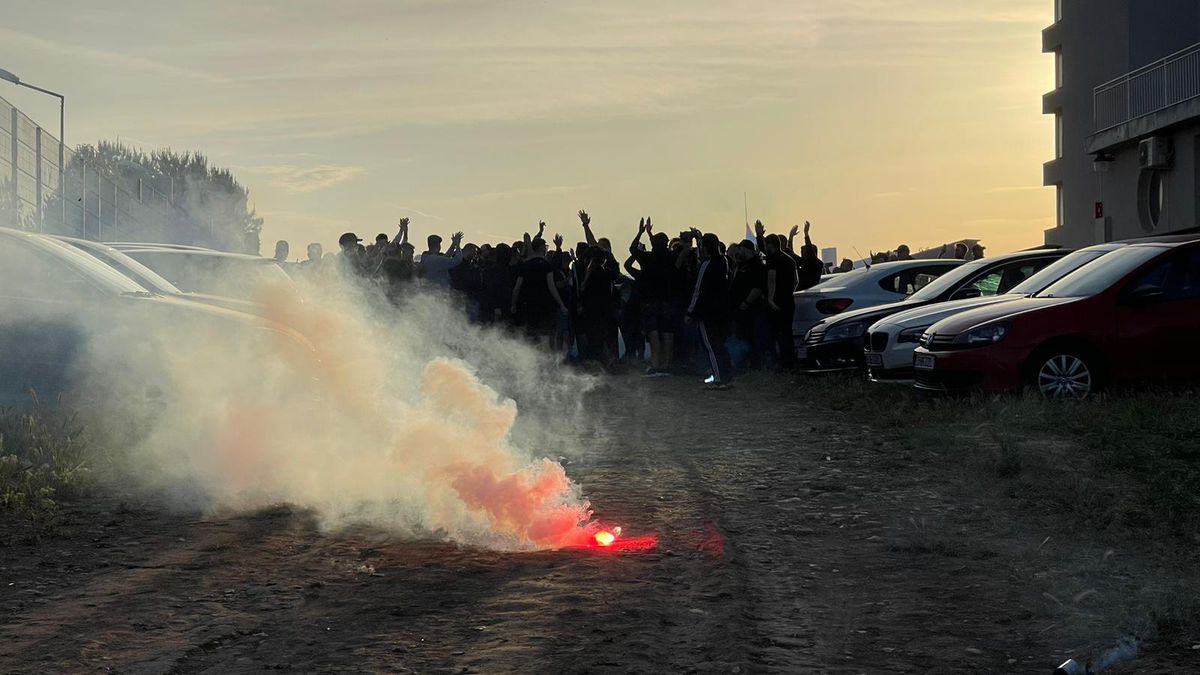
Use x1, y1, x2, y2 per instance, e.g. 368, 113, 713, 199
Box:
69, 141, 264, 253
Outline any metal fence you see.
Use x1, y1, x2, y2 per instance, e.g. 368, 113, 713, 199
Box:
1, 92, 175, 241
1094, 42, 1200, 132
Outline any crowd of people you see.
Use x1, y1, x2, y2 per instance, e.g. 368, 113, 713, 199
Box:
273, 213, 829, 389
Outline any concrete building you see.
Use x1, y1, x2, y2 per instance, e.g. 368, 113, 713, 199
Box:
1043, 0, 1200, 247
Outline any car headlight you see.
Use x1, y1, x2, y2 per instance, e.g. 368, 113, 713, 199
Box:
897, 325, 930, 344
955, 322, 1010, 346
824, 321, 867, 342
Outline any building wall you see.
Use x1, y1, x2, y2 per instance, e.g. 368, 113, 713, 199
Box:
1044, 0, 1200, 247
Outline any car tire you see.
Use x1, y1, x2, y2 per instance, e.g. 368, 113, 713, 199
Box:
1027, 350, 1100, 399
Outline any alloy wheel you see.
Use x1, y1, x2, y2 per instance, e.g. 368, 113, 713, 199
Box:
1036, 354, 1093, 399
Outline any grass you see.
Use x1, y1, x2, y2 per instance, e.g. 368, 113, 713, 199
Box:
0, 409, 92, 538
792, 374, 1200, 649
793, 375, 1200, 541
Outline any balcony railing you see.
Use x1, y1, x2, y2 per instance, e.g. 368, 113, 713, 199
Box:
1094, 41, 1200, 132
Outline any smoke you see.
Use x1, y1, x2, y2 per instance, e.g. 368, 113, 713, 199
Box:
72, 263, 599, 550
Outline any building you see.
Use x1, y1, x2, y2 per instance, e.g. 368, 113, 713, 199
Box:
1043, 0, 1200, 247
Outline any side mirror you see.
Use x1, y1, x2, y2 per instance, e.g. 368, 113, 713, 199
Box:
953, 287, 983, 300
1125, 284, 1165, 305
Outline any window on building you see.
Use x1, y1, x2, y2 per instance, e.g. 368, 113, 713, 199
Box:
1055, 112, 1063, 159
1054, 0, 1062, 22
1055, 51, 1063, 89
1056, 186, 1064, 228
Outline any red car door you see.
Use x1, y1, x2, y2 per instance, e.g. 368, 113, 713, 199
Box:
1112, 248, 1200, 383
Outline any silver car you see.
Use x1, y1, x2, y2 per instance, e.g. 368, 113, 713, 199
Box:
792, 259, 962, 357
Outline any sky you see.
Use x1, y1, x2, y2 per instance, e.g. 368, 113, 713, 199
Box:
2, 0, 1056, 259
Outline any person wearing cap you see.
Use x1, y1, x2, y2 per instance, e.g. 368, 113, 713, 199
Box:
337, 231, 366, 275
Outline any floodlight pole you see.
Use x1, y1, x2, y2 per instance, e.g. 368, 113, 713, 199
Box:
0, 68, 65, 232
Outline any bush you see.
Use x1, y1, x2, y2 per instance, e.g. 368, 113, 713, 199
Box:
0, 411, 90, 534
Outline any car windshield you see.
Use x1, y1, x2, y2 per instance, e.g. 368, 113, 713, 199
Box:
4, 237, 151, 297
127, 250, 298, 300
1006, 248, 1111, 295
66, 242, 183, 295
905, 260, 988, 302
1037, 246, 1166, 298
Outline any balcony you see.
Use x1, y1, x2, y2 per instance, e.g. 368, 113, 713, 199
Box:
1090, 41, 1200, 152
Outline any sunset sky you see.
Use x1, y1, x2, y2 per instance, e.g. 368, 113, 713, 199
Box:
3, 1, 1056, 259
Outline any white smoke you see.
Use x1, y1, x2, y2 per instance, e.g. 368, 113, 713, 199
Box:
73, 264, 600, 550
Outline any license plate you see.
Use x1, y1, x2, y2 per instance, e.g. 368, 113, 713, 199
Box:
914, 354, 935, 370
865, 353, 883, 368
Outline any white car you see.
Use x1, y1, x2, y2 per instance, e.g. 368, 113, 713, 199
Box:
792, 259, 962, 355
52, 236, 262, 316
108, 244, 300, 303
864, 243, 1128, 380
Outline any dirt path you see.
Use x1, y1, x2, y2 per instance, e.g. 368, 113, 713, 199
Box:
2, 374, 1196, 673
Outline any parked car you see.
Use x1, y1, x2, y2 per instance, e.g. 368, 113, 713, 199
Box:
864, 243, 1127, 380
798, 249, 1067, 371
792, 259, 963, 355
912, 237, 1200, 397
51, 235, 261, 316
108, 244, 299, 303
0, 227, 311, 409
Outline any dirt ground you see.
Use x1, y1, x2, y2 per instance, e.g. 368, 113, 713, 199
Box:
2, 374, 1198, 674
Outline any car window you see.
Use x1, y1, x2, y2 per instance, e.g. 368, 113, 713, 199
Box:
984, 262, 1046, 295
1127, 248, 1200, 301
0, 241, 99, 301
1038, 246, 1167, 298
880, 264, 959, 296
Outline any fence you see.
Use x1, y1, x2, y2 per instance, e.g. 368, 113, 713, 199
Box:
1094, 41, 1200, 132
0, 92, 175, 241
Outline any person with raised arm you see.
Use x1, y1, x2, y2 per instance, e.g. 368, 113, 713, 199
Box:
628, 217, 675, 376
763, 229, 799, 369
791, 221, 824, 291
418, 229, 464, 288
511, 235, 569, 350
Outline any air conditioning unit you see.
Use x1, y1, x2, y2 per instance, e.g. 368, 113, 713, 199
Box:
1139, 137, 1172, 169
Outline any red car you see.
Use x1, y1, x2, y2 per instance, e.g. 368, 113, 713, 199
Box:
912, 236, 1200, 397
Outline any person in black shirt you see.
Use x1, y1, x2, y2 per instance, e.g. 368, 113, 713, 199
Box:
579, 245, 618, 367
764, 232, 799, 368
687, 233, 733, 389
511, 237, 568, 349
790, 221, 825, 291
629, 217, 675, 375
479, 243, 515, 325
728, 241, 766, 370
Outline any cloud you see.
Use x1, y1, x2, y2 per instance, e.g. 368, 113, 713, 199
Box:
456, 184, 590, 203
242, 165, 364, 193
0, 27, 229, 83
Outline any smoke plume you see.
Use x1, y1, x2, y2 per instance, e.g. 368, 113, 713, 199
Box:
76, 264, 599, 550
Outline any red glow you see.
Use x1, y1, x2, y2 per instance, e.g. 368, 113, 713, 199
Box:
568, 524, 657, 553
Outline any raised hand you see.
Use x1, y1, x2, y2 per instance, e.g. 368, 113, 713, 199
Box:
804, 220, 811, 235
638, 217, 646, 234
645, 217, 653, 234
789, 224, 800, 239
452, 231, 464, 244
578, 210, 591, 228
553, 232, 563, 249
754, 220, 766, 238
